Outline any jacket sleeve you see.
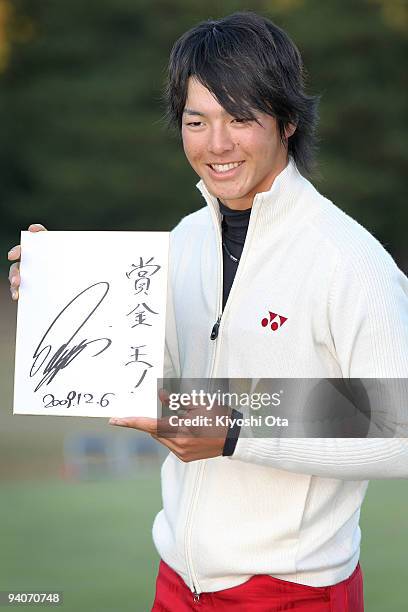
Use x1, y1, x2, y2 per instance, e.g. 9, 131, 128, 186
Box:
230, 243, 408, 480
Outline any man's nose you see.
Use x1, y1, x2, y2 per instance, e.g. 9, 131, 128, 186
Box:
207, 125, 234, 156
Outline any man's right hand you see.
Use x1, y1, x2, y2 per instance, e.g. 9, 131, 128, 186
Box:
7, 223, 47, 301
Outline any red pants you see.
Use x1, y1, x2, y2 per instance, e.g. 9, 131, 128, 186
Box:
152, 560, 364, 611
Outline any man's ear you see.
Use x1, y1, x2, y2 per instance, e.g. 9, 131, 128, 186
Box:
285, 122, 297, 138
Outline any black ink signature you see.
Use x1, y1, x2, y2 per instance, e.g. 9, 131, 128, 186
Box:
30, 282, 112, 391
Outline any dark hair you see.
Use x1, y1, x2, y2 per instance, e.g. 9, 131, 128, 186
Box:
164, 11, 320, 175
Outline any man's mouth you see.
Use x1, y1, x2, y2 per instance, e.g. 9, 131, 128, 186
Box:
207, 161, 245, 174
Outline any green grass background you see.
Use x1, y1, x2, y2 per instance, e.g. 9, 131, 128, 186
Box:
0, 478, 161, 611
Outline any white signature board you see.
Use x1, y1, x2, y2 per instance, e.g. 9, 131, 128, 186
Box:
14, 231, 169, 418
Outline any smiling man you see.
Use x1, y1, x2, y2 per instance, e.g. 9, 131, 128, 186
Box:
8, 10, 408, 612
181, 77, 295, 211
125, 12, 407, 611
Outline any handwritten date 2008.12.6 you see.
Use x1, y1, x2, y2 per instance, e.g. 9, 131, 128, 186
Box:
42, 391, 115, 409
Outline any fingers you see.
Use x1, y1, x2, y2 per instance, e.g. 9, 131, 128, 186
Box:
10, 287, 19, 302
9, 262, 20, 284
28, 223, 47, 233
7, 244, 21, 261
151, 434, 183, 458
7, 224, 46, 302
108, 416, 158, 434
8, 262, 20, 301
151, 433, 226, 462
158, 388, 170, 405
8, 246, 22, 300
8, 224, 47, 262
108, 414, 183, 436
7, 224, 46, 262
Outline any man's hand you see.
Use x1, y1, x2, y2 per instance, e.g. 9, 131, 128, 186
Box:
109, 389, 230, 462
8, 224, 47, 301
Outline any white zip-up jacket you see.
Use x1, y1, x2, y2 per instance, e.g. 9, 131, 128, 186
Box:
152, 159, 408, 594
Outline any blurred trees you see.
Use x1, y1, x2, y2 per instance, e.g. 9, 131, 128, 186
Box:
0, 0, 407, 269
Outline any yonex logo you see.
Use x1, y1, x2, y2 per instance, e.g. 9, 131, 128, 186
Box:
261, 311, 288, 331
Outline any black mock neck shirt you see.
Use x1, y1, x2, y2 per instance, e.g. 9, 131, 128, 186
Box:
218, 200, 252, 310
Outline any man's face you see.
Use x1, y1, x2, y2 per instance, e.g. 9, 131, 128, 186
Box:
181, 77, 294, 210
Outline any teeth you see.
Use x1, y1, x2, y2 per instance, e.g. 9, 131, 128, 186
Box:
210, 162, 243, 173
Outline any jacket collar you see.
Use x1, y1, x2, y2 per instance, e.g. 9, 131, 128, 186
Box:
196, 157, 308, 231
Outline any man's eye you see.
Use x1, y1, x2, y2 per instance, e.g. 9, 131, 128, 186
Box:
187, 121, 203, 127
232, 118, 250, 124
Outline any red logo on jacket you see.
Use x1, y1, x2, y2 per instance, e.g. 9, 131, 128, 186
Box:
261, 311, 287, 332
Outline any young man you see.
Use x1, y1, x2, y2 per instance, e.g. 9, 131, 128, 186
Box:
8, 11, 408, 612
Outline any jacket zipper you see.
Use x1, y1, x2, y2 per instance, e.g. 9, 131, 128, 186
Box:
210, 195, 263, 372
184, 208, 224, 599
210, 314, 222, 340
192, 586, 200, 602
184, 195, 262, 598
184, 461, 205, 601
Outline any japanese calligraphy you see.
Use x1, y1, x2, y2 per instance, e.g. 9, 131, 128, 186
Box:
125, 256, 162, 391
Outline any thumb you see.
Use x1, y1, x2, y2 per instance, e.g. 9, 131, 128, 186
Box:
158, 388, 170, 405
28, 224, 47, 232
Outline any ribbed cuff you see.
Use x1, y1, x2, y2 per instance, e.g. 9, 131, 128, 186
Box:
228, 437, 280, 463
